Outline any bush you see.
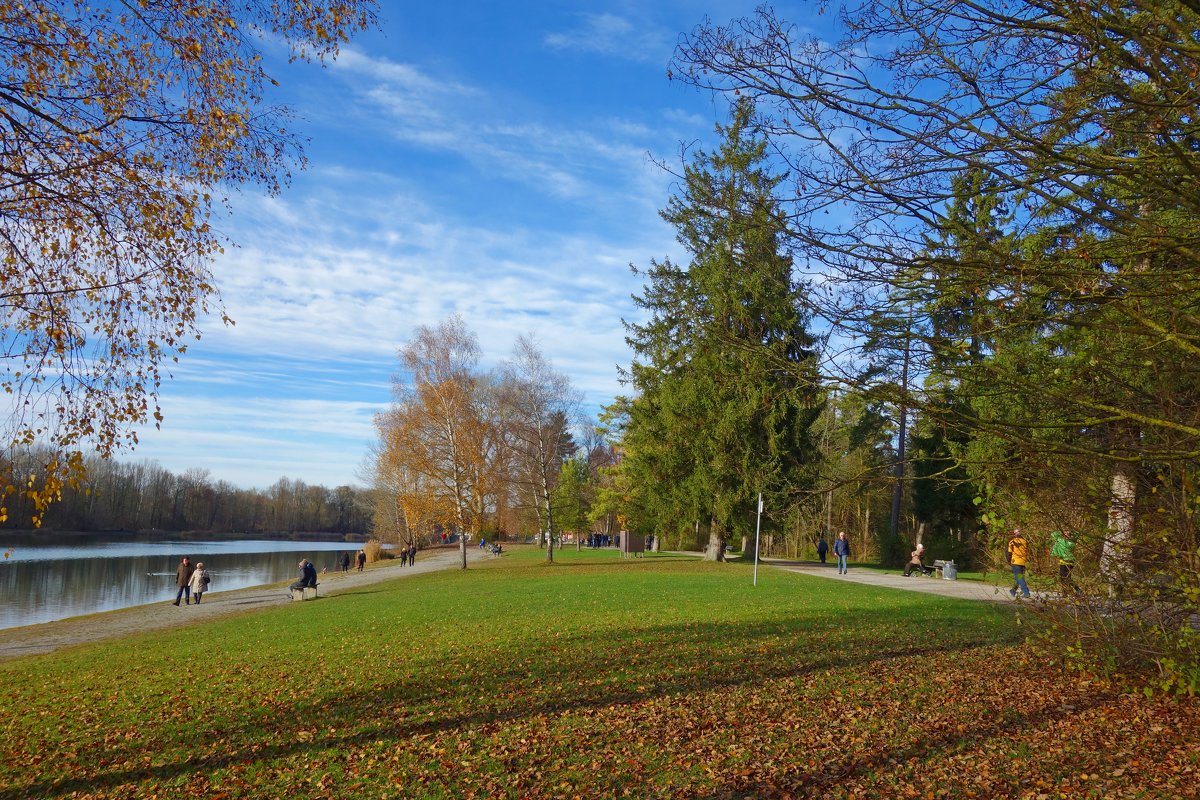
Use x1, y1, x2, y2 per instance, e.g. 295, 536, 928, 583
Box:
1035, 568, 1200, 697
363, 539, 383, 564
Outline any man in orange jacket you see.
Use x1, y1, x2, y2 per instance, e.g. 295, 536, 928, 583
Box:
1007, 528, 1031, 598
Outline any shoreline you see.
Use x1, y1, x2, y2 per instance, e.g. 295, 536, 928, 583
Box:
0, 546, 481, 662
1, 529, 371, 544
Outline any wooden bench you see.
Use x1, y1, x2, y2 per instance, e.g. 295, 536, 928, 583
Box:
904, 559, 957, 578
932, 560, 957, 579
289, 583, 319, 600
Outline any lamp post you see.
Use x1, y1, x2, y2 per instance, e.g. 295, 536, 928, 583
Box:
753, 493, 763, 586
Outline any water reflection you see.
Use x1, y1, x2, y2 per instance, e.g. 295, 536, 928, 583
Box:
0, 540, 363, 630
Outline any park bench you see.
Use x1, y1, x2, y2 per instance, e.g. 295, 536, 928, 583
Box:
289, 583, 319, 601
903, 559, 957, 579
932, 559, 957, 580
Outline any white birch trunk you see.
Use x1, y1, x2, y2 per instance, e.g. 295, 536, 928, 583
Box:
1102, 461, 1137, 587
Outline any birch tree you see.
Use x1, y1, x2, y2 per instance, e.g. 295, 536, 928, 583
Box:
375, 316, 498, 569
498, 335, 580, 564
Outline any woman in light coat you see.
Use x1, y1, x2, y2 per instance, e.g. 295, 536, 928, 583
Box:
188, 562, 211, 604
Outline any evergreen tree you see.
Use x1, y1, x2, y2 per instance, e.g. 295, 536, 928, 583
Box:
616, 99, 823, 559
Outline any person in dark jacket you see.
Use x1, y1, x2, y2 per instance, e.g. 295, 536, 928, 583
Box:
833, 532, 851, 575
173, 557, 195, 606
288, 559, 318, 595
816, 534, 829, 564
356, 550, 366, 572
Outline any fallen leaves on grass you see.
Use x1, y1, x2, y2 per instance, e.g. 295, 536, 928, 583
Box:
1, 559, 1197, 799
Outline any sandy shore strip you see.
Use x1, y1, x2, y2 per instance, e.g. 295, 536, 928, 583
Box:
0, 546, 486, 662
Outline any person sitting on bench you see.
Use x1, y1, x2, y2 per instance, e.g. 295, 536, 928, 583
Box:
289, 559, 318, 595
491, 543, 503, 556
903, 544, 934, 577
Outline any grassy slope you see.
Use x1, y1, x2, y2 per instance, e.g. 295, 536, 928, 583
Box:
1, 546, 1196, 799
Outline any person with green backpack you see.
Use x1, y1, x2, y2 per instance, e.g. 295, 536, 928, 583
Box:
1050, 530, 1078, 596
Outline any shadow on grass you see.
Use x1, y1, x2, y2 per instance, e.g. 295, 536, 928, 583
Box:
683, 689, 1114, 799
6, 604, 1021, 799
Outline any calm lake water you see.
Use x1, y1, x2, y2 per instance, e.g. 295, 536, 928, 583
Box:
0, 538, 366, 630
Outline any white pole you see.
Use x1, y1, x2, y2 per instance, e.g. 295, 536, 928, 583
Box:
753, 493, 763, 586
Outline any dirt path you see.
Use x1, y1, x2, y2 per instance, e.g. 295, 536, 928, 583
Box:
764, 558, 1027, 602
0, 547, 487, 662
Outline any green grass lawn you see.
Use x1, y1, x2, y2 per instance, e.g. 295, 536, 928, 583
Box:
2, 545, 1196, 799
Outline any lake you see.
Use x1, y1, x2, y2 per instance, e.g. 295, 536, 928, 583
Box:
0, 538, 366, 630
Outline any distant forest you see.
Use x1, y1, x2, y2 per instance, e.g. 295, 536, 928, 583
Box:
1, 449, 371, 535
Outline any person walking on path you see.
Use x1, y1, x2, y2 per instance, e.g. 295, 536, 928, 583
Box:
1050, 530, 1078, 595
1007, 528, 1032, 598
188, 562, 211, 604
816, 534, 829, 564
833, 531, 851, 575
340, 552, 351, 573
356, 550, 366, 572
408, 543, 417, 565
400, 547, 408, 567
173, 557, 195, 606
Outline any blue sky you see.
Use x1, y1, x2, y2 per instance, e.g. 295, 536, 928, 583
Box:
125, 1, 828, 490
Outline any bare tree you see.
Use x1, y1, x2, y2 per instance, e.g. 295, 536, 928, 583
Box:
498, 335, 581, 563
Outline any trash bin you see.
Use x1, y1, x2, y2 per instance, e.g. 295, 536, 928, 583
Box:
942, 561, 957, 580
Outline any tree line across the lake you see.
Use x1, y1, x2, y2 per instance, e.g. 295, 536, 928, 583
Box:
0, 450, 372, 536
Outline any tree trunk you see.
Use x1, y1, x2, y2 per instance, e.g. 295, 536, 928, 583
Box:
863, 506, 871, 555
541, 467, 555, 564
1102, 459, 1136, 587
890, 310, 912, 541
704, 517, 724, 561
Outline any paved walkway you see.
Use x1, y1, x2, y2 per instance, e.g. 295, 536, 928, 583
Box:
764, 558, 1027, 603
0, 546, 487, 662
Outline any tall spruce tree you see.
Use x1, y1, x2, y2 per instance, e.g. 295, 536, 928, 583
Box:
618, 99, 823, 559
907, 169, 1014, 568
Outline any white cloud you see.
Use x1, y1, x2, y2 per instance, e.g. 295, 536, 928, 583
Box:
323, 48, 679, 207
543, 13, 669, 61
127, 15, 716, 490
131, 391, 385, 489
